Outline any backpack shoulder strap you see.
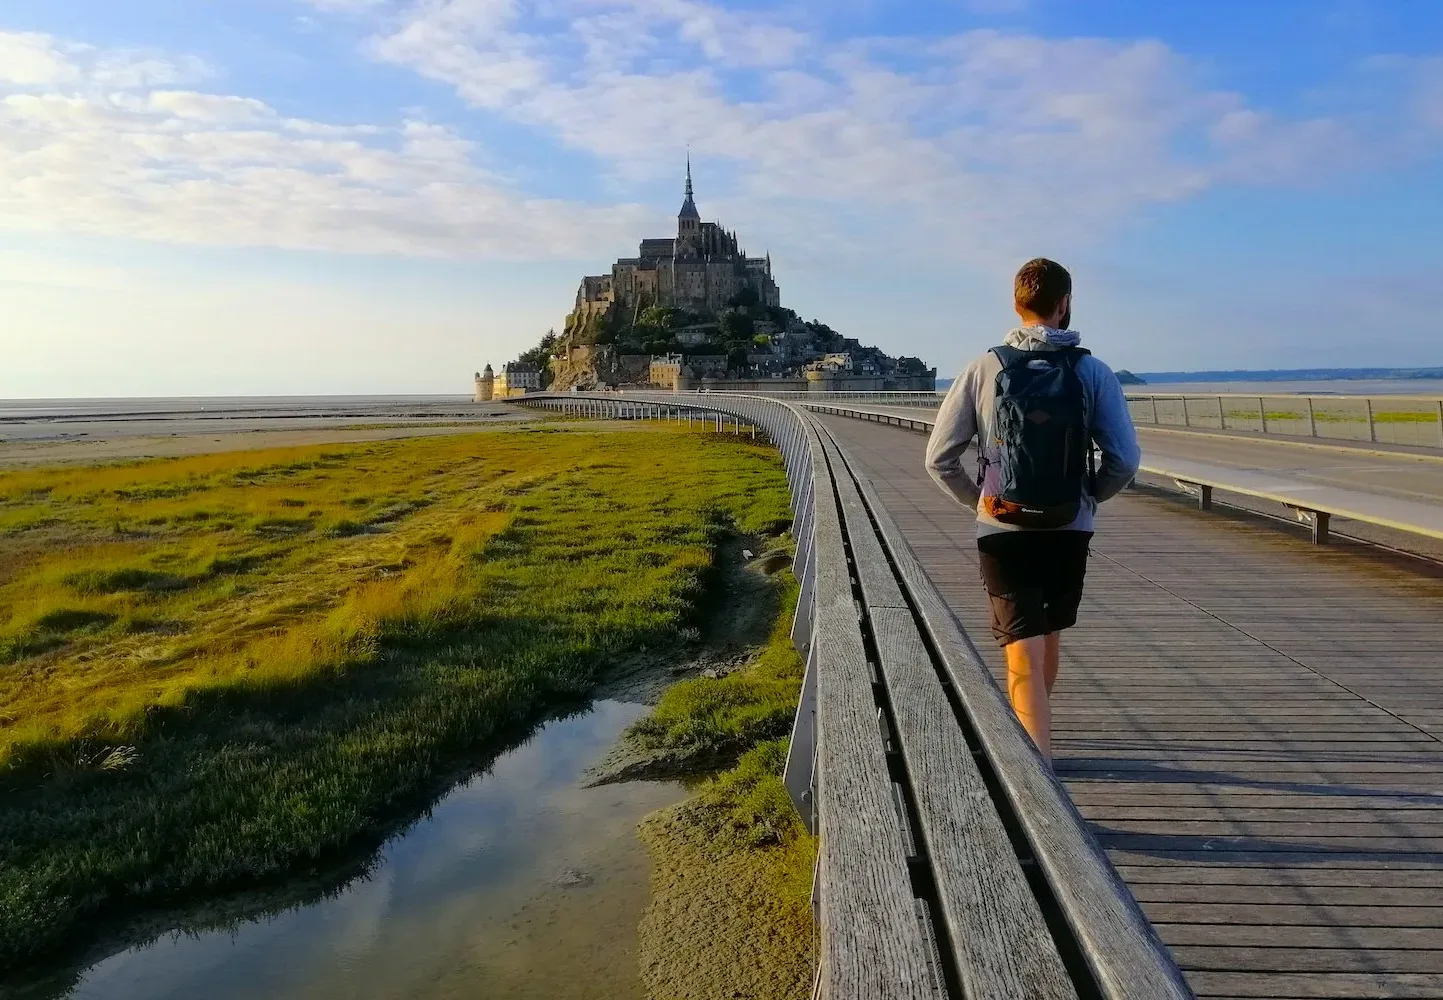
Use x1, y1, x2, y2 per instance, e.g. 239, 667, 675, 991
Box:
990, 345, 1027, 369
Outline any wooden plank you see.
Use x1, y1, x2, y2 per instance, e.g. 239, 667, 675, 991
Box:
820, 434, 908, 611
1155, 924, 1443, 949
868, 606, 1078, 999
1185, 970, 1443, 999
818, 412, 1443, 999
1139, 902, 1443, 927
1084, 807, 1443, 824
1172, 946, 1443, 974
1114, 866, 1443, 888
849, 467, 1194, 1000
822, 422, 1078, 997
1108, 850, 1443, 866
803, 420, 939, 999
1128, 882, 1443, 906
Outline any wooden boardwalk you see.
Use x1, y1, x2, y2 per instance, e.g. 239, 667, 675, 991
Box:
820, 414, 1443, 1000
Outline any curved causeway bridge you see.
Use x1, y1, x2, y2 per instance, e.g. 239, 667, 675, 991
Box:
519, 391, 1443, 1000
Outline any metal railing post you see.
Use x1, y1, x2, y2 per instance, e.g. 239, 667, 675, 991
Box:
1437, 400, 1443, 448
1366, 399, 1376, 442
1216, 396, 1225, 430
1150, 396, 1159, 425
1307, 397, 1317, 438
1259, 397, 1269, 434
1182, 397, 1190, 427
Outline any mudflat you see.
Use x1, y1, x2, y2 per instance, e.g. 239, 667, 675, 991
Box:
0, 398, 537, 466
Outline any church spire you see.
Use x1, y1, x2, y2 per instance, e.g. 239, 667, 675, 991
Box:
678, 153, 700, 222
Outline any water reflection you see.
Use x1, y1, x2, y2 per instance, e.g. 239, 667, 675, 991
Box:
54, 700, 681, 1000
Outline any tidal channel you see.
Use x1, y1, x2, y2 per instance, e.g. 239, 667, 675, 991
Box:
44, 700, 683, 1000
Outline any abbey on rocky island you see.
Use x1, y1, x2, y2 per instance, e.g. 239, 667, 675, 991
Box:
565, 158, 781, 337
482, 158, 936, 396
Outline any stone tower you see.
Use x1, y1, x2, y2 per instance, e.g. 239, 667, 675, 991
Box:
677, 154, 700, 254
474, 364, 495, 402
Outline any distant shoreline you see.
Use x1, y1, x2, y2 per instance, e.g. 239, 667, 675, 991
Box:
1133, 367, 1443, 384
935, 367, 1443, 394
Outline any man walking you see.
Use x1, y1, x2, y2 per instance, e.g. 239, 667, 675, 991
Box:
924, 258, 1140, 764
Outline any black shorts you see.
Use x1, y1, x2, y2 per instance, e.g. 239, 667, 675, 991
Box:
976, 530, 1093, 647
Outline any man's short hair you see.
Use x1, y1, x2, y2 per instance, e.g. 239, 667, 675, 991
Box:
1014, 258, 1071, 318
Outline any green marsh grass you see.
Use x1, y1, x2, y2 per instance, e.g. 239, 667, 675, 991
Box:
0, 426, 790, 970
630, 570, 804, 774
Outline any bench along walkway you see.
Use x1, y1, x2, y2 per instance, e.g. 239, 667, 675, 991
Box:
814, 409, 1443, 1000
519, 392, 1192, 1000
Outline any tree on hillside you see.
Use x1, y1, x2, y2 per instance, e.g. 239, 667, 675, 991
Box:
722, 311, 754, 342
727, 286, 760, 310
517, 330, 559, 387
632, 305, 678, 347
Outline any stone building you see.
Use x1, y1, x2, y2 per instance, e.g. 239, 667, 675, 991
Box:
567, 159, 781, 335
473, 364, 494, 402
494, 361, 541, 397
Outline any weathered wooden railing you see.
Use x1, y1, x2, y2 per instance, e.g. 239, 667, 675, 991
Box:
515, 391, 1192, 1000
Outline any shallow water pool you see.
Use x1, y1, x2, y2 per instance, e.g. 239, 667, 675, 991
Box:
50, 700, 681, 1000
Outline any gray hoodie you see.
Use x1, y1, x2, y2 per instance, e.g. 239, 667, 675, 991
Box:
924, 325, 1141, 535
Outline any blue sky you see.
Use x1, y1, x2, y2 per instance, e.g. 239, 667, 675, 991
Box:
2, 0, 1441, 397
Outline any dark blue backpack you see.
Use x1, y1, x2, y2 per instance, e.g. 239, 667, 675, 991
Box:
980, 346, 1095, 529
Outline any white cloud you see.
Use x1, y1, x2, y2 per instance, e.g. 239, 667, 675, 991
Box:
2, 10, 1438, 270
0, 31, 80, 86
147, 91, 274, 122
352, 2, 1419, 265
0, 30, 646, 259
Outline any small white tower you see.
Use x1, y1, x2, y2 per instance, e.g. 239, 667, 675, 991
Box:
474, 364, 495, 402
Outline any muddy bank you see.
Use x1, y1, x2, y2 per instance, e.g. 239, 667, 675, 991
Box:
639, 793, 814, 1000
598, 538, 816, 999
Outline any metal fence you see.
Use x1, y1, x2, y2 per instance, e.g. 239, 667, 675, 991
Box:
616, 386, 1443, 450
670, 388, 945, 407
1126, 393, 1443, 449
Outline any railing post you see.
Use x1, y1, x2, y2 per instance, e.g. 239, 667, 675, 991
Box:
1257, 396, 1267, 434
1216, 396, 1225, 430
1150, 396, 1159, 425
1182, 397, 1190, 427
1366, 398, 1376, 442
1437, 399, 1443, 448
1307, 397, 1317, 438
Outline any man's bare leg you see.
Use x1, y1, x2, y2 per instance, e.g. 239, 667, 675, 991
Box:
1005, 634, 1052, 763
1044, 632, 1061, 695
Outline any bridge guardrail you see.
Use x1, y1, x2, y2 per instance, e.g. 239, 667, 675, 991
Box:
672, 386, 1443, 450
798, 400, 1443, 547
1125, 392, 1443, 450
516, 392, 1193, 1000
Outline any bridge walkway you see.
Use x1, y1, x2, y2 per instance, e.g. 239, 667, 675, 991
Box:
819, 413, 1443, 1000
